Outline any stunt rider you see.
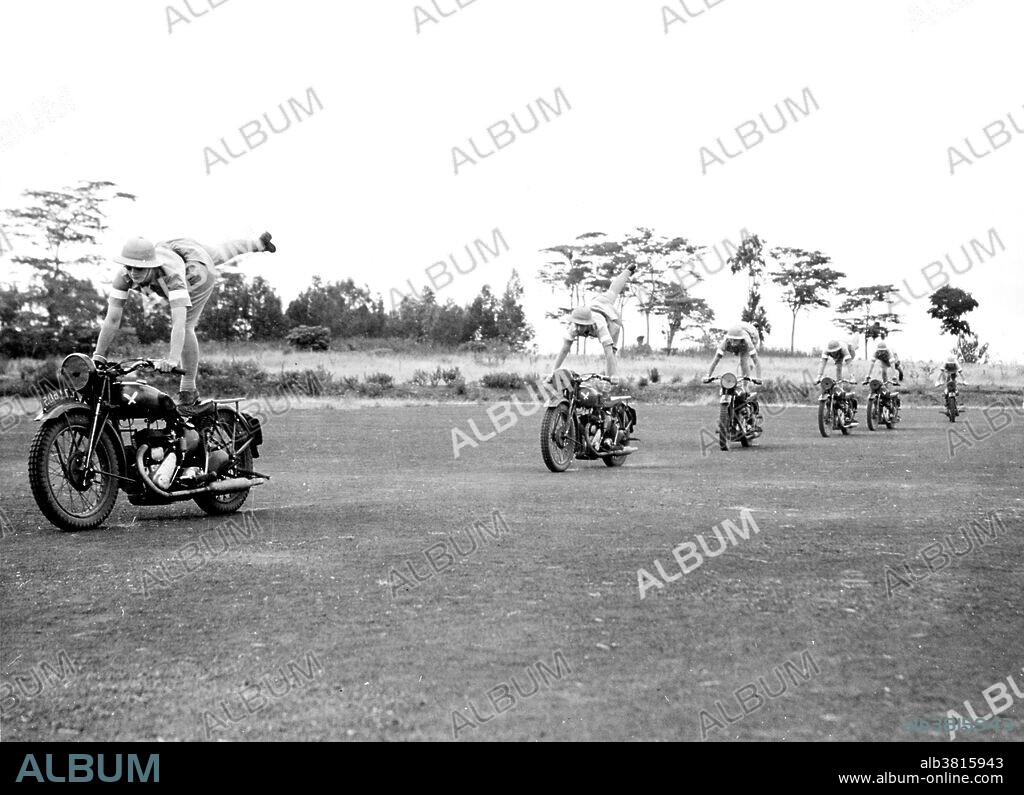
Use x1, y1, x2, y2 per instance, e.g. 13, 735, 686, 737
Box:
935, 357, 967, 415
549, 263, 638, 453
93, 232, 276, 413
864, 339, 903, 414
703, 322, 763, 382
815, 337, 859, 425
550, 263, 638, 383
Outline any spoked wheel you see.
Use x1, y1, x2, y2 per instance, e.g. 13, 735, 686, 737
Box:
866, 396, 879, 431
945, 394, 958, 422
718, 404, 732, 450
884, 404, 896, 430
540, 405, 576, 472
28, 416, 120, 531
817, 399, 832, 438
194, 409, 254, 515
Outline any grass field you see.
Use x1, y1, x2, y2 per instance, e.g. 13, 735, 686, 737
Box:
1, 399, 1022, 741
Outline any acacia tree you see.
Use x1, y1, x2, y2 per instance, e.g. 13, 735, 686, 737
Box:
653, 283, 715, 353
727, 233, 771, 341
927, 285, 986, 363
1, 180, 136, 355
770, 247, 845, 352
927, 285, 978, 336
835, 284, 901, 357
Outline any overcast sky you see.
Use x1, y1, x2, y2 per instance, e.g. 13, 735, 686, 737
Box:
1, 0, 1021, 361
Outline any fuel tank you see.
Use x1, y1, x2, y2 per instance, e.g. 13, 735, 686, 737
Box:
111, 380, 176, 418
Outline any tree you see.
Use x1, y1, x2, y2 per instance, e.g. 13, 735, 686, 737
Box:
727, 233, 771, 341
202, 271, 250, 341
770, 247, 845, 352
495, 269, 533, 350
1, 181, 136, 356
466, 284, 499, 342
927, 285, 978, 336
653, 283, 715, 353
835, 284, 901, 356
248, 276, 288, 340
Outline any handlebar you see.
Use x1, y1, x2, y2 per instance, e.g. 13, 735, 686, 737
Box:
98, 358, 187, 376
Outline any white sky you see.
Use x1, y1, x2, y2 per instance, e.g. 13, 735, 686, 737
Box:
1, 0, 1021, 361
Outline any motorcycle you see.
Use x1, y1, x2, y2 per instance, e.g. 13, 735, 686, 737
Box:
28, 354, 267, 531
817, 377, 857, 437
540, 369, 637, 472
942, 374, 962, 422
864, 378, 901, 431
703, 372, 763, 451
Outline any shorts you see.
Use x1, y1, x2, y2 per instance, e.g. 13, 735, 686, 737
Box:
183, 262, 217, 328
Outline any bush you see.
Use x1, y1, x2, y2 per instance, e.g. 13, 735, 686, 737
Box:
480, 372, 525, 390
638, 376, 649, 388
648, 367, 660, 383
286, 325, 331, 351
364, 372, 394, 389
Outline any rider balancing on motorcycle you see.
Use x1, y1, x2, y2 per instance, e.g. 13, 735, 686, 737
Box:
550, 263, 638, 382
93, 232, 276, 412
704, 322, 763, 382
934, 357, 966, 388
815, 337, 859, 425
864, 339, 903, 413
549, 263, 638, 452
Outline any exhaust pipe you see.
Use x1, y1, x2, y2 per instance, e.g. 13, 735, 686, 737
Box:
136, 445, 266, 501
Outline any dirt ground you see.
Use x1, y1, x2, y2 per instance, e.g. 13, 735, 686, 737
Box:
1, 400, 1021, 741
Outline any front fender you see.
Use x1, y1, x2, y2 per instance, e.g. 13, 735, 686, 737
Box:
36, 403, 127, 481
545, 397, 571, 410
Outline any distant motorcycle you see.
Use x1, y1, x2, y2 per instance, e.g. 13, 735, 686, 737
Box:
942, 374, 962, 422
864, 377, 901, 431
817, 377, 857, 437
703, 372, 763, 451
29, 355, 267, 531
540, 369, 637, 472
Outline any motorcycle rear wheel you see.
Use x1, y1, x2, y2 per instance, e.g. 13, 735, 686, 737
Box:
29, 416, 119, 531
540, 405, 575, 472
194, 409, 254, 515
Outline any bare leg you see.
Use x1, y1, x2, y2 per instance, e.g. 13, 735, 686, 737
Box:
180, 325, 200, 394
200, 238, 267, 267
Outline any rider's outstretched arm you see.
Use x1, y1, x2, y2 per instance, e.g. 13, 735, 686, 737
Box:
751, 352, 762, 381
551, 339, 572, 372
603, 344, 617, 378
167, 306, 187, 365
94, 301, 123, 359
705, 352, 723, 379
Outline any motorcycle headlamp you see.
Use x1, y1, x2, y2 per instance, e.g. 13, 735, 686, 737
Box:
59, 353, 95, 392
820, 376, 835, 391
869, 378, 882, 391
720, 372, 737, 390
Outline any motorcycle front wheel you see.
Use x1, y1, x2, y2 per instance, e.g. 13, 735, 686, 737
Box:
817, 400, 832, 438
28, 416, 120, 531
540, 405, 575, 472
718, 404, 732, 450
945, 393, 958, 422
867, 396, 879, 431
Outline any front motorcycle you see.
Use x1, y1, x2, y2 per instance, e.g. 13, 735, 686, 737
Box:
942, 375, 962, 422
703, 372, 763, 451
28, 354, 267, 531
817, 377, 856, 437
539, 369, 638, 472
864, 378, 901, 431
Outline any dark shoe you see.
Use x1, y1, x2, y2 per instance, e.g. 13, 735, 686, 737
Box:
175, 390, 201, 414
259, 231, 276, 253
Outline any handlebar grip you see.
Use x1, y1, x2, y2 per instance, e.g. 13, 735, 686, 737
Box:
171, 367, 187, 375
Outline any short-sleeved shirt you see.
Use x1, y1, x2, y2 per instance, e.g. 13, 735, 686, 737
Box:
564, 313, 615, 348
109, 248, 192, 309
823, 343, 855, 363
